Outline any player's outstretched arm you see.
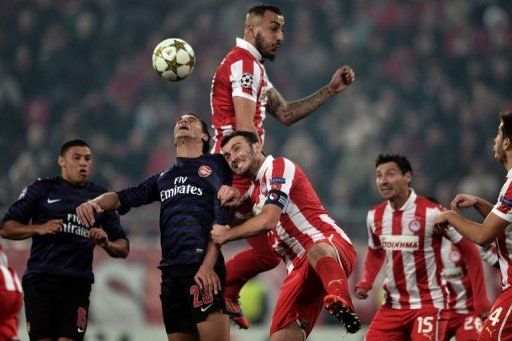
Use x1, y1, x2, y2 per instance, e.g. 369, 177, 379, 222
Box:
355, 247, 385, 299
451, 194, 493, 218
76, 192, 120, 227
90, 227, 129, 258
233, 96, 259, 137
266, 65, 355, 126
435, 210, 508, 246
212, 204, 281, 244
0, 219, 62, 240
194, 237, 222, 297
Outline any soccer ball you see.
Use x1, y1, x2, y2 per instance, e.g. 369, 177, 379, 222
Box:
152, 38, 195, 81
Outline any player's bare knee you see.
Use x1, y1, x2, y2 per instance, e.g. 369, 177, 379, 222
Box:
306, 242, 337, 267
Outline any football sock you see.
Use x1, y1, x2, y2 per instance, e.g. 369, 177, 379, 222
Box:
225, 248, 280, 299
315, 256, 350, 301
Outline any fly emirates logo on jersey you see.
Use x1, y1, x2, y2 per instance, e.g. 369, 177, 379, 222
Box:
61, 213, 91, 238
379, 235, 420, 251
160, 176, 203, 202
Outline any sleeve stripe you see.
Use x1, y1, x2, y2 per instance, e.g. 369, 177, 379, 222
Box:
492, 208, 512, 223
271, 158, 295, 194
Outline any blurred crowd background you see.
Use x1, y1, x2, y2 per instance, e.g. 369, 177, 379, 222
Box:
1, 0, 511, 334
2, 0, 512, 240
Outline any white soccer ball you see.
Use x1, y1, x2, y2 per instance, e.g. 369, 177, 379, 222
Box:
152, 38, 195, 81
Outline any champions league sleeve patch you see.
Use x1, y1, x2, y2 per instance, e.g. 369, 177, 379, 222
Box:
240, 73, 254, 88
265, 189, 289, 212
498, 195, 512, 213
270, 177, 286, 185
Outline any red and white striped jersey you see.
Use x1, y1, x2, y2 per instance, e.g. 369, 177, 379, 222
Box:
441, 239, 473, 314
490, 168, 512, 291
210, 38, 273, 153
366, 190, 462, 310
237, 155, 352, 272
0, 243, 22, 293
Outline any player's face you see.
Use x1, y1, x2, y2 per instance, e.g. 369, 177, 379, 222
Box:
494, 121, 507, 163
174, 114, 206, 142
222, 136, 258, 177
59, 146, 93, 185
254, 11, 285, 61
376, 162, 411, 200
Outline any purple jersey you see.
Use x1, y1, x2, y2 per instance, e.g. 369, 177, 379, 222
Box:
1, 177, 127, 282
117, 154, 231, 273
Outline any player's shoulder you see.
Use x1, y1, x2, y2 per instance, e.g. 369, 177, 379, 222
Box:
85, 181, 109, 194
219, 47, 256, 71
227, 46, 255, 61
272, 156, 296, 167
417, 195, 445, 211
369, 201, 388, 213
29, 176, 59, 190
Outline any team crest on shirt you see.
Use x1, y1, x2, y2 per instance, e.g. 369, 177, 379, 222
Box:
240, 73, 254, 88
198, 165, 212, 177
408, 219, 421, 232
449, 250, 461, 263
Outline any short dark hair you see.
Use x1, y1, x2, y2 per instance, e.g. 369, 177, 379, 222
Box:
60, 139, 89, 156
247, 4, 282, 17
221, 131, 259, 148
375, 153, 413, 175
499, 111, 512, 141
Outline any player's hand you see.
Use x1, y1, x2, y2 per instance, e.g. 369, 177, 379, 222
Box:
36, 219, 62, 235
194, 263, 221, 297
434, 211, 451, 226
218, 185, 240, 207
76, 200, 103, 227
354, 287, 369, 300
211, 224, 230, 245
327, 65, 355, 94
451, 194, 478, 213
433, 211, 452, 234
90, 227, 109, 248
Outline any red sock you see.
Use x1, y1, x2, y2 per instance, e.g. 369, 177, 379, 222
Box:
225, 248, 280, 300
314, 257, 350, 300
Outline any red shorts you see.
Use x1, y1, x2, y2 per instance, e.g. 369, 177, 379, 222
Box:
0, 289, 23, 340
445, 312, 482, 341
479, 288, 512, 341
270, 234, 356, 337
366, 305, 449, 341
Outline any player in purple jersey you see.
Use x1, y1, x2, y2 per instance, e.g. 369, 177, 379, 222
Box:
0, 139, 129, 341
76, 114, 233, 341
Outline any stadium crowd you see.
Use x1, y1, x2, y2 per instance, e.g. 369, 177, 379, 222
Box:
1, 0, 512, 240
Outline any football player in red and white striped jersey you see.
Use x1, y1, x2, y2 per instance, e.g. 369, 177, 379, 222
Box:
441, 237, 491, 340
355, 154, 489, 340
436, 111, 512, 340
0, 242, 23, 341
210, 4, 355, 329
212, 132, 360, 339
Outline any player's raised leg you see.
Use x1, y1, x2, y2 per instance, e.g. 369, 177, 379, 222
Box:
306, 239, 360, 333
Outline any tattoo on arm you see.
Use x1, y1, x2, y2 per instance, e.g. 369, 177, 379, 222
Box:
266, 87, 333, 126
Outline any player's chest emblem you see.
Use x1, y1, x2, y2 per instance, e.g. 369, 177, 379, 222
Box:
449, 250, 461, 263
408, 219, 422, 233
198, 165, 212, 177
